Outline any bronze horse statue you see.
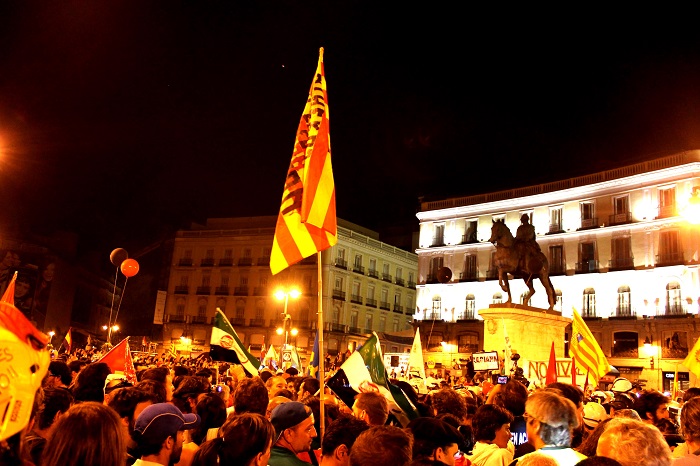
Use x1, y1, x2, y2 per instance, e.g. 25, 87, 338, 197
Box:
489, 219, 556, 311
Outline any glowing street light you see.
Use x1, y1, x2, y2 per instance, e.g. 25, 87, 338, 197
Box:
275, 287, 301, 370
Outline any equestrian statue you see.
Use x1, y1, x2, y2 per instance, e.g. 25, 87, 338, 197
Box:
489, 214, 556, 311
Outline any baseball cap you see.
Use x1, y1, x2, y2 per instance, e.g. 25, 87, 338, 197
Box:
134, 403, 200, 442
270, 401, 312, 440
583, 402, 608, 429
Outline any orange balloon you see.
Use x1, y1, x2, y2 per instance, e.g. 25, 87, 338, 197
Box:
120, 258, 139, 277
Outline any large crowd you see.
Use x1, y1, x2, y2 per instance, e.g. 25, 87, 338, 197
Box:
3, 342, 700, 466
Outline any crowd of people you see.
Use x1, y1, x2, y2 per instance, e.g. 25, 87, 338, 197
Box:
4, 334, 700, 466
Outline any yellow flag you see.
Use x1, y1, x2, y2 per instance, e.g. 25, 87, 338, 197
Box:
682, 336, 700, 378
570, 307, 610, 384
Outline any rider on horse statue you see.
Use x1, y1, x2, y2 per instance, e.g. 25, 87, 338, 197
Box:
515, 214, 541, 272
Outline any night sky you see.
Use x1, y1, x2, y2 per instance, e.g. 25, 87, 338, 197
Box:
3, 4, 700, 257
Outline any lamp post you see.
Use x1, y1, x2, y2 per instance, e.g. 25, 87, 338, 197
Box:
275, 287, 301, 370
103, 324, 119, 347
48, 331, 55, 350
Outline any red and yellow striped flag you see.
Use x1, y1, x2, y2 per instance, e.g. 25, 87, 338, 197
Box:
270, 48, 337, 275
570, 307, 610, 385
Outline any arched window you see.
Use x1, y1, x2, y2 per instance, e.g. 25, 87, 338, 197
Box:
666, 282, 683, 315
612, 331, 638, 358
216, 298, 226, 314
583, 288, 596, 317
617, 286, 631, 316
197, 298, 207, 317
462, 294, 475, 320
431, 296, 442, 319
235, 299, 246, 320
555, 290, 563, 312
492, 292, 503, 304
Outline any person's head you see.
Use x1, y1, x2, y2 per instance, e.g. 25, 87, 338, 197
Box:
352, 391, 389, 425
680, 396, 700, 443
67, 359, 86, 381
683, 387, 700, 403
472, 404, 514, 448
349, 425, 413, 466
430, 388, 468, 421
72, 361, 112, 403
546, 382, 584, 425
266, 376, 288, 397
524, 389, 578, 448
141, 366, 174, 402
191, 393, 227, 445
41, 401, 126, 466
267, 395, 292, 418
173, 365, 190, 378
194, 413, 275, 466
576, 418, 613, 457
234, 377, 269, 416
46, 360, 72, 387
172, 375, 210, 413
596, 418, 672, 466
491, 379, 528, 416
516, 452, 560, 466
132, 402, 201, 464
582, 402, 609, 431
36, 387, 73, 431
14, 274, 31, 298
407, 417, 462, 465
321, 414, 370, 465
575, 458, 623, 466
107, 387, 157, 439
135, 379, 168, 404
633, 391, 669, 424
520, 213, 530, 224
299, 376, 321, 401
270, 401, 317, 453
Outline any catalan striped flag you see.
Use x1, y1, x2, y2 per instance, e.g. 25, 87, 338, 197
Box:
64, 328, 73, 354
270, 48, 337, 275
570, 307, 610, 385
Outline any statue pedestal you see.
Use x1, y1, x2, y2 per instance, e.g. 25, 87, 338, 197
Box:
479, 305, 571, 363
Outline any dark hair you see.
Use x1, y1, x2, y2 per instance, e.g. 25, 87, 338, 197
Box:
195, 368, 213, 380
259, 371, 273, 383
350, 425, 413, 466
430, 388, 467, 420
37, 388, 73, 430
633, 391, 669, 421
493, 379, 529, 416
681, 397, 700, 442
407, 417, 463, 461
141, 367, 170, 384
575, 457, 623, 466
135, 379, 167, 404
437, 413, 473, 453
67, 360, 86, 375
191, 394, 227, 446
173, 376, 211, 413
285, 367, 299, 376
72, 362, 111, 403
49, 361, 73, 387
472, 404, 514, 442
193, 413, 274, 466
233, 377, 269, 416
355, 391, 389, 425
41, 402, 126, 466
304, 396, 340, 443
107, 387, 157, 423
275, 389, 295, 400
683, 388, 700, 403
546, 382, 584, 408
321, 414, 370, 456
174, 365, 190, 378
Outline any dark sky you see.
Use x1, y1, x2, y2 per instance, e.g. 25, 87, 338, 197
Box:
3, 3, 700, 256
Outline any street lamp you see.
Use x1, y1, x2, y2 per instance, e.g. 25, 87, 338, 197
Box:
275, 287, 301, 369
48, 331, 55, 349
103, 324, 119, 346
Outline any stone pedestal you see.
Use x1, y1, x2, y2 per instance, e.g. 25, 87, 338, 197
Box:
479, 304, 571, 363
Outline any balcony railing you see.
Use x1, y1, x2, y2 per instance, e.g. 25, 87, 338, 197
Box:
196, 286, 211, 295
178, 258, 193, 266
191, 315, 208, 324
166, 313, 187, 323
407, 280, 416, 289
461, 234, 479, 244
249, 318, 266, 326
234, 286, 249, 296
405, 308, 414, 315
581, 308, 597, 319
325, 323, 347, 333
609, 257, 634, 271
610, 307, 636, 319
431, 236, 445, 247
458, 343, 480, 353
350, 294, 363, 304
425, 312, 442, 321
455, 310, 476, 321
367, 269, 379, 279
379, 301, 391, 310
215, 286, 230, 295
579, 217, 599, 230
218, 258, 233, 267
485, 269, 499, 280
575, 260, 599, 274
200, 258, 215, 267
238, 257, 253, 266
395, 277, 405, 286
549, 262, 565, 275
253, 287, 268, 296
393, 304, 403, 313
349, 326, 363, 334
332, 289, 346, 301
334, 258, 347, 269
656, 252, 684, 266
382, 273, 392, 283
297, 319, 311, 329
366, 298, 377, 308
353, 264, 365, 275
548, 223, 563, 234
231, 317, 246, 326
257, 257, 270, 266
609, 212, 633, 226
174, 286, 189, 294
459, 271, 478, 282
665, 303, 687, 316
657, 204, 677, 219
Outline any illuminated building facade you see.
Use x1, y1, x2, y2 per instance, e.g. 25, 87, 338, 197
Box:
414, 150, 700, 391
161, 216, 417, 361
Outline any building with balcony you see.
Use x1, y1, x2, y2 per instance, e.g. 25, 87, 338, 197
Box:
413, 150, 700, 391
161, 216, 417, 359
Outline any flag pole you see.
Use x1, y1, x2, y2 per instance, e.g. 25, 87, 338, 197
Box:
317, 251, 326, 439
